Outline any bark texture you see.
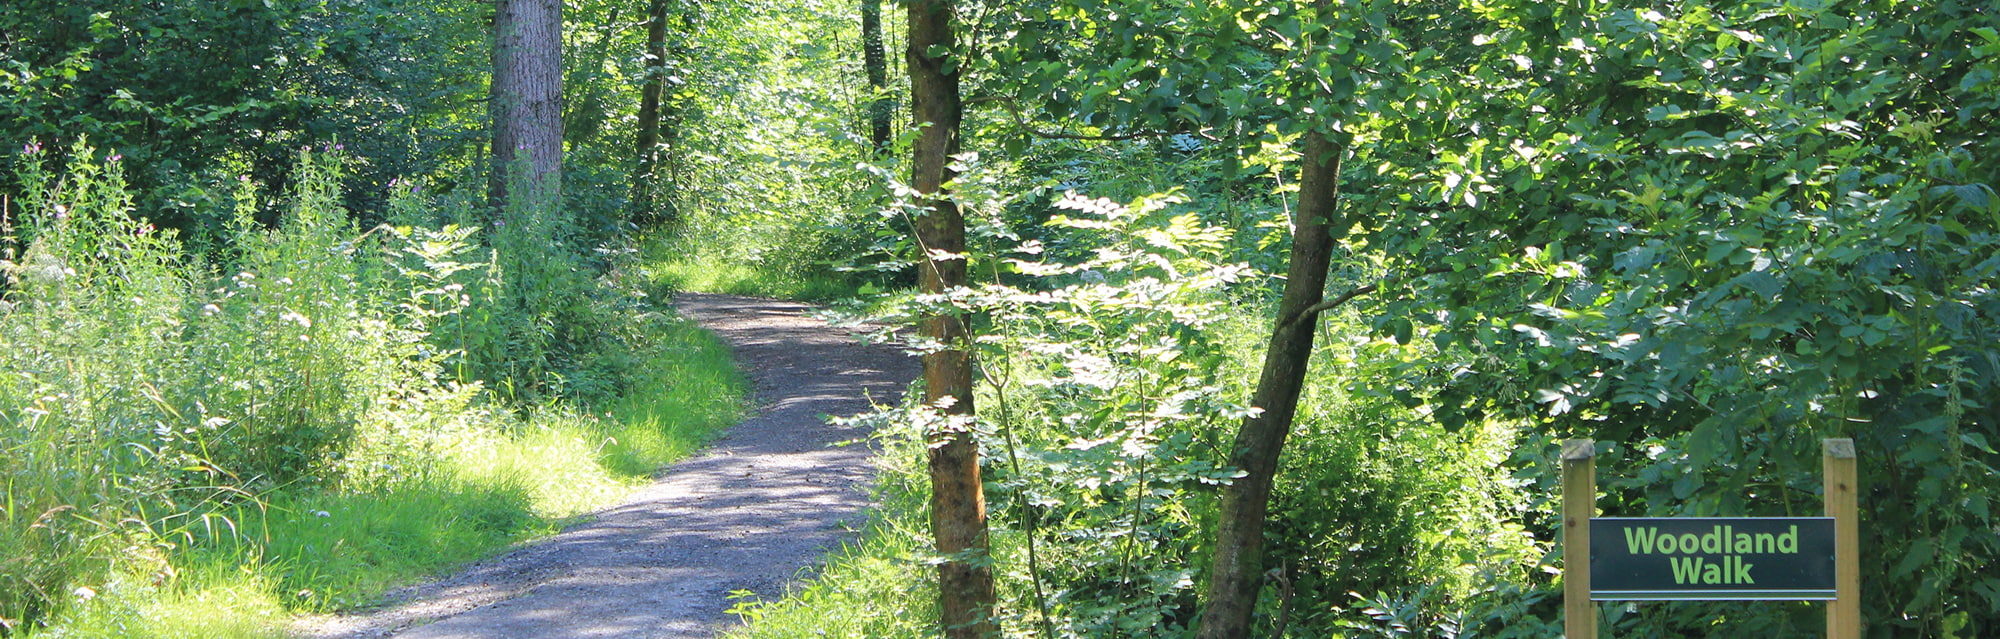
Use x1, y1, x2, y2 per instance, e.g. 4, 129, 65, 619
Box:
861, 0, 891, 153
1195, 129, 1345, 639
907, 0, 996, 636
631, 0, 677, 225
489, 0, 564, 210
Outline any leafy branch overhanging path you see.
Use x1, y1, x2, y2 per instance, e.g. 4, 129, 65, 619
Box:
294, 293, 917, 639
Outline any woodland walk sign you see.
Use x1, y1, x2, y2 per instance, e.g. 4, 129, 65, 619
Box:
1561, 438, 1860, 638
1590, 517, 1835, 600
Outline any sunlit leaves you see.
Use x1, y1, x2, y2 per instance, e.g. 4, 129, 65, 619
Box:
1340, 0, 2000, 630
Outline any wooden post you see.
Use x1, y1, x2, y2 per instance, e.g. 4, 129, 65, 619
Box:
1824, 438, 1859, 639
1563, 438, 1597, 639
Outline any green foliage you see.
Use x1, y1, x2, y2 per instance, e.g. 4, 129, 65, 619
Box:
0, 0, 498, 233
30, 560, 289, 639
723, 1, 1997, 634
957, 192, 1252, 637
968, 0, 2000, 633
767, 186, 1532, 638
0, 142, 256, 631
649, 0, 900, 299
0, 145, 746, 634
1331, 1, 2000, 633
7, 0, 1988, 634
1264, 334, 1537, 636
0, 147, 171, 633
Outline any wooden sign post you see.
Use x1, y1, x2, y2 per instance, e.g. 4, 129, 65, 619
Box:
1561, 438, 1859, 637
1562, 439, 1596, 639
1824, 439, 1859, 639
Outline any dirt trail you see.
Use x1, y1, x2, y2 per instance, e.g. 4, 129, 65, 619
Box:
294, 293, 915, 639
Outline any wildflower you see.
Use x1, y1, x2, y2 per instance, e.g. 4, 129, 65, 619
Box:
73, 586, 96, 602
22, 141, 41, 155
107, 153, 122, 163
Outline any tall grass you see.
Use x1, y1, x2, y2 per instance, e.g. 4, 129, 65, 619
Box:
0, 143, 746, 636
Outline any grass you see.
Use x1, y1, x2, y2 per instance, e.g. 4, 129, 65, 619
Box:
24, 312, 746, 637
645, 256, 862, 302
720, 523, 937, 639
1, 147, 757, 636
31, 560, 288, 639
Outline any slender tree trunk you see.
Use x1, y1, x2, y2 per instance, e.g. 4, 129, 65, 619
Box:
908, 0, 995, 636
490, 0, 564, 210
1195, 129, 1345, 639
861, 0, 891, 154
563, 8, 622, 151
631, 0, 677, 226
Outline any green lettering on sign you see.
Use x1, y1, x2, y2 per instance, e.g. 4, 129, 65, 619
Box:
1590, 517, 1835, 600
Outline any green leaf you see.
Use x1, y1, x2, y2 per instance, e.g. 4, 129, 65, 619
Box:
1890, 537, 1936, 579
1388, 317, 1413, 345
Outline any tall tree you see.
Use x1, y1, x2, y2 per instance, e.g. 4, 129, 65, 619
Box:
1194, 0, 1389, 633
489, 0, 564, 209
1195, 129, 1344, 639
631, 0, 677, 225
907, 0, 995, 634
861, 0, 892, 154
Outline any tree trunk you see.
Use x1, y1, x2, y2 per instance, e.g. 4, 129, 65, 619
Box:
489, 0, 564, 211
907, 0, 995, 636
631, 0, 677, 226
862, 0, 891, 154
1195, 129, 1345, 639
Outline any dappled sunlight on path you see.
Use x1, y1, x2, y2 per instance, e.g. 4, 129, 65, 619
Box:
292, 293, 915, 639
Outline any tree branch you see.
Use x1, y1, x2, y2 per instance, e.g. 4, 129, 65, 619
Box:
1280, 264, 1456, 331
974, 95, 1208, 142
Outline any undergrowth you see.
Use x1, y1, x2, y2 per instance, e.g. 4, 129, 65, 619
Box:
644, 243, 860, 302
721, 191, 1544, 638
0, 143, 745, 636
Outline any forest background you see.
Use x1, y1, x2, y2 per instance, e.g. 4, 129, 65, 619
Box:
0, 0, 1995, 637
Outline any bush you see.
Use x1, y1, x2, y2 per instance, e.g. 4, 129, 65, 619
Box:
0, 142, 739, 633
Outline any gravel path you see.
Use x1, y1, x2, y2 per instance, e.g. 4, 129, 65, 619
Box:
293, 293, 916, 639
